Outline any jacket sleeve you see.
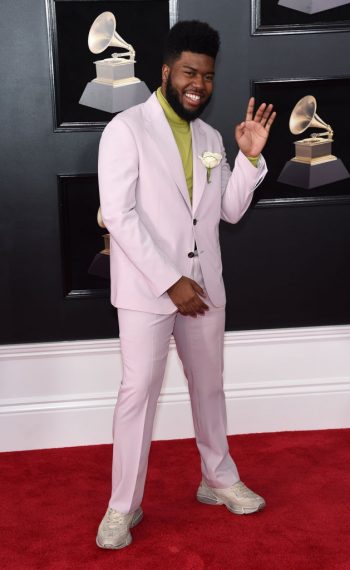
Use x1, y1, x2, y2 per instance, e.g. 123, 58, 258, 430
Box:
219, 132, 267, 224
98, 118, 182, 298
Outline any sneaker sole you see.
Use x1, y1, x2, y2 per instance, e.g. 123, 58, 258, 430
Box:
96, 534, 132, 550
197, 492, 265, 515
96, 508, 143, 549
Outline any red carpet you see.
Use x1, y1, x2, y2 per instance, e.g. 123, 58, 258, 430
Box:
1, 429, 350, 569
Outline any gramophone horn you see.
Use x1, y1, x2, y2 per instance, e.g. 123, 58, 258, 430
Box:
289, 95, 331, 136
88, 11, 134, 57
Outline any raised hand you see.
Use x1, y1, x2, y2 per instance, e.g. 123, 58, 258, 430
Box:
235, 97, 276, 158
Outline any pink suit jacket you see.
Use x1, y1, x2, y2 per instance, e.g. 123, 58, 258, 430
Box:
98, 92, 267, 314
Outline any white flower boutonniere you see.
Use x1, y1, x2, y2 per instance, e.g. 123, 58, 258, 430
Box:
198, 152, 222, 183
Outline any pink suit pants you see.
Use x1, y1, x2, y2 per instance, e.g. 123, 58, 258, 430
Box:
109, 260, 240, 513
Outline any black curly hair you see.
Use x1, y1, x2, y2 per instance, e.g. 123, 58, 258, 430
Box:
163, 20, 220, 64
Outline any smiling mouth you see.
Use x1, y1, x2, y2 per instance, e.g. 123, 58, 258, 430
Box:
184, 92, 202, 105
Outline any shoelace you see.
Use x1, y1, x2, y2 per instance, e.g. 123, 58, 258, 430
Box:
106, 509, 129, 528
230, 482, 255, 498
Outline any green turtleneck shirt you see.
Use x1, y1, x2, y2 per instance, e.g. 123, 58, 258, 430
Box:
157, 87, 194, 203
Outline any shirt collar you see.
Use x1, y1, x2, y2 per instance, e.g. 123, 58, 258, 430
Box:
156, 87, 189, 127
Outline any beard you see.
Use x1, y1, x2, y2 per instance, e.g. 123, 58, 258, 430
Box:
165, 74, 211, 122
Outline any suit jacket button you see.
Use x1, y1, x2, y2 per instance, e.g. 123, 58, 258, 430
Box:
193, 219, 197, 225
188, 252, 195, 258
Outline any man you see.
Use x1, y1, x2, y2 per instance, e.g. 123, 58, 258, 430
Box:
97, 20, 276, 550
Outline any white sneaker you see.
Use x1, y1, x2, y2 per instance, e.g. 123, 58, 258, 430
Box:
197, 480, 266, 515
96, 506, 143, 549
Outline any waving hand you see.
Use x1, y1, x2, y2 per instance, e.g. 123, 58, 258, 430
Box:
235, 97, 276, 157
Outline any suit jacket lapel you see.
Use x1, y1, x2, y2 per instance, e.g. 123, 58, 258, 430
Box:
143, 94, 191, 212
191, 120, 207, 215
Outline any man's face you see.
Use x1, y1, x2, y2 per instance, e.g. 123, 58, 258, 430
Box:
161, 51, 215, 121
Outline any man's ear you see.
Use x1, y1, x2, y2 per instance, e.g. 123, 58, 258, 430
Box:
162, 64, 170, 84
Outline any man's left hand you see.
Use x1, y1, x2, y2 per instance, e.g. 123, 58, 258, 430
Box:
235, 97, 276, 158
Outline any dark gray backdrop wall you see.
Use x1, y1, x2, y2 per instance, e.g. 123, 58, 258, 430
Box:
1, 0, 350, 344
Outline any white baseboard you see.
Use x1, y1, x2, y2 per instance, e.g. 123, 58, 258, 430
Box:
1, 325, 350, 451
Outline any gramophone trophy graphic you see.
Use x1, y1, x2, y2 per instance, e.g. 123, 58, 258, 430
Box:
278, 0, 350, 13
79, 11, 151, 113
82, 11, 151, 278
87, 208, 110, 280
278, 95, 350, 189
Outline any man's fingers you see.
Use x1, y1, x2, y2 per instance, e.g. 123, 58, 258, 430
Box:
265, 111, 277, 132
185, 300, 209, 314
259, 104, 274, 126
192, 294, 209, 311
178, 296, 209, 316
245, 97, 255, 122
253, 102, 267, 122
191, 280, 207, 297
196, 306, 208, 316
244, 99, 276, 128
